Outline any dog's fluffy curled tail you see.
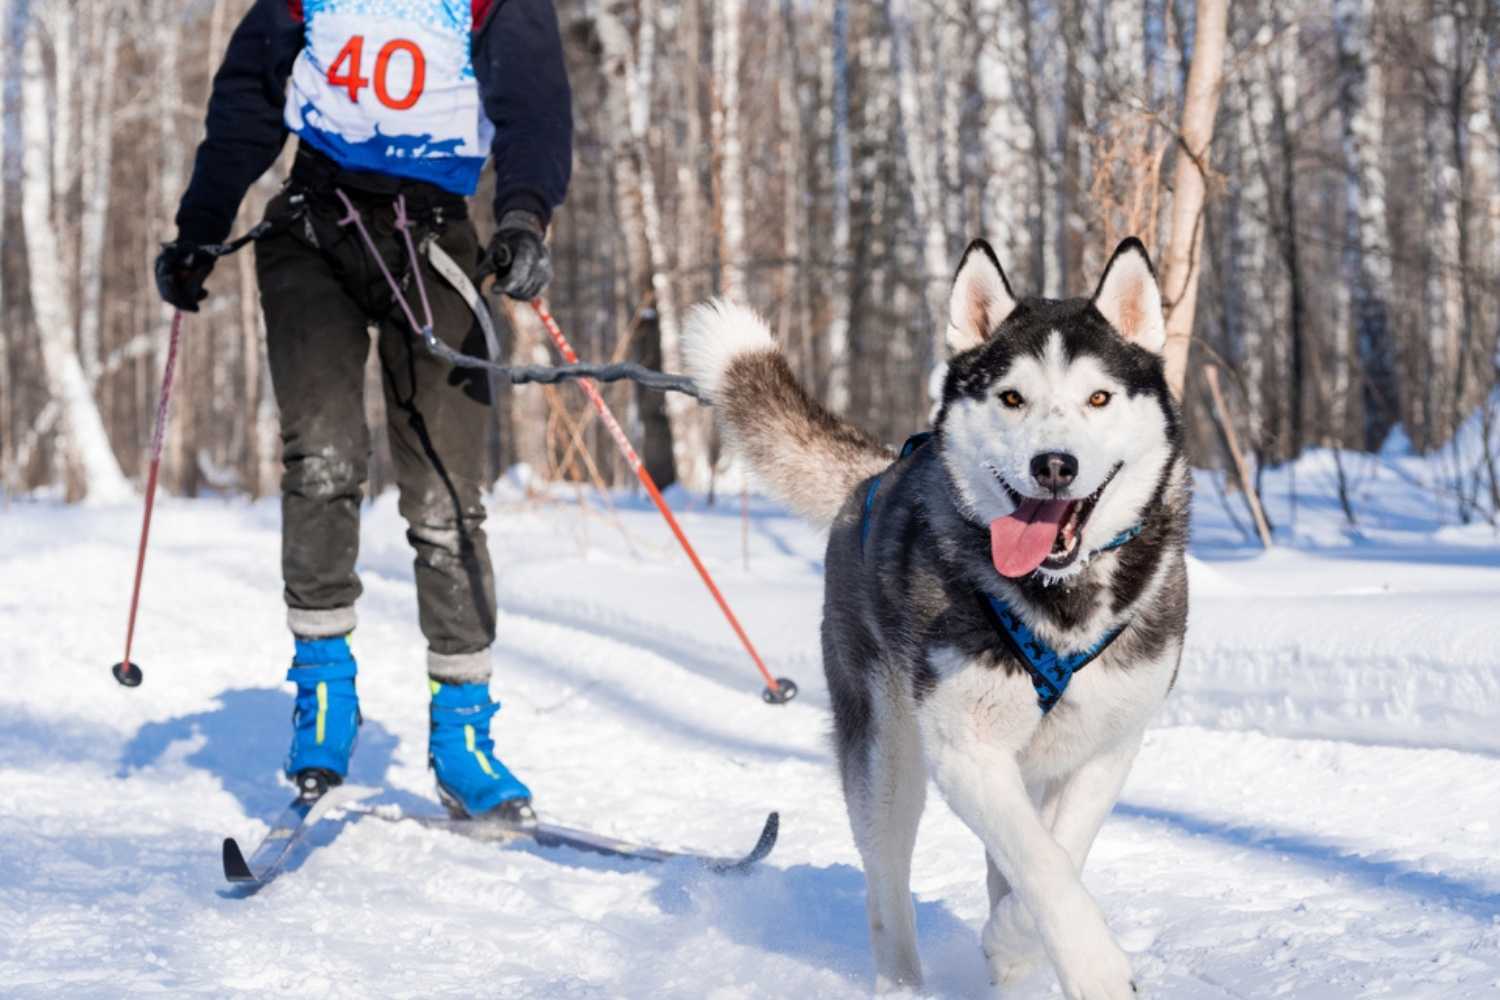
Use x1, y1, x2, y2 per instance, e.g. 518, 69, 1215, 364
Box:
683, 299, 894, 527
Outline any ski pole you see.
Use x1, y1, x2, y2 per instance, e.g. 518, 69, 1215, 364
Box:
111, 310, 185, 688
523, 298, 798, 705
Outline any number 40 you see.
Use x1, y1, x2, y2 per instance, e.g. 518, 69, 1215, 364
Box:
328, 35, 426, 110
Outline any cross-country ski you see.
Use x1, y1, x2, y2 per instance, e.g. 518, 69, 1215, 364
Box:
220, 785, 777, 887
361, 805, 780, 874
221, 784, 372, 889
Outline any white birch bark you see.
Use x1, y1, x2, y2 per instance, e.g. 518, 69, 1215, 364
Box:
1231, 33, 1280, 449
21, 24, 131, 503
0, 0, 10, 482
885, 0, 950, 358
638, 0, 703, 487
937, 7, 964, 264
976, 0, 1029, 264
1270, 1, 1303, 454
154, 0, 189, 490
1424, 13, 1461, 432
77, 4, 119, 382
823, 0, 852, 413
1333, 0, 1396, 448
43, 2, 75, 299
774, 0, 803, 350
600, 0, 705, 487
1159, 0, 1229, 398
712, 0, 746, 300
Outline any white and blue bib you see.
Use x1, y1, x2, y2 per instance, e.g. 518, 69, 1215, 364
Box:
285, 0, 491, 194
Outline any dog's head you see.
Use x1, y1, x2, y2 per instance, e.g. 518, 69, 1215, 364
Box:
935, 238, 1181, 583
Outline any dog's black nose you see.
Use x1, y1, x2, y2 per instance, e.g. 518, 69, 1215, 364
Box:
1031, 452, 1078, 492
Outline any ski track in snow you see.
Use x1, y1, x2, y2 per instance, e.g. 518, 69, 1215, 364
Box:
1, 477, 1498, 998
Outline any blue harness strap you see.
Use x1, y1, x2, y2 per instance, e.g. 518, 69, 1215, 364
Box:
860, 433, 932, 554
858, 431, 1141, 713
981, 594, 1124, 712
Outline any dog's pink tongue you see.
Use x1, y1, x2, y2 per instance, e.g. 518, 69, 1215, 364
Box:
990, 499, 1070, 578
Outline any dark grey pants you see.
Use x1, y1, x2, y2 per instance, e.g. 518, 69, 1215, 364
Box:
256, 186, 496, 683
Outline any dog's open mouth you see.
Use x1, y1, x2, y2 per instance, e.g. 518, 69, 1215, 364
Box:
989, 464, 1121, 578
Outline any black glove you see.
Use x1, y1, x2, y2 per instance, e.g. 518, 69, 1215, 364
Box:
154, 241, 216, 313
485, 211, 552, 301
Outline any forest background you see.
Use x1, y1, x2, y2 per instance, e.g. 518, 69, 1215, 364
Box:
1, 0, 1496, 530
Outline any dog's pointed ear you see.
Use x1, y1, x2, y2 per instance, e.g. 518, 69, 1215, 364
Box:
947, 239, 1017, 355
1092, 237, 1166, 354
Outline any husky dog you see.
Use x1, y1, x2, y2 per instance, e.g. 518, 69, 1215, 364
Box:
684, 238, 1189, 999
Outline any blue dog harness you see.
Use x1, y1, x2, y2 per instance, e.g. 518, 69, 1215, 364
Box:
860, 433, 1139, 713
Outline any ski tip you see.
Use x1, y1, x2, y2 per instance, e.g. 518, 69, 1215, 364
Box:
222, 837, 255, 883
752, 811, 779, 861
710, 811, 779, 875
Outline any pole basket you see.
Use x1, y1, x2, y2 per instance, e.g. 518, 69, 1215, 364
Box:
112, 661, 144, 687
761, 678, 799, 705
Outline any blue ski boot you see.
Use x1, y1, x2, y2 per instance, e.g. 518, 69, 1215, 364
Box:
284, 635, 360, 801
428, 680, 533, 823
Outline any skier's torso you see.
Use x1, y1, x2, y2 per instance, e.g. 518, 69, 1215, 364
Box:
285, 0, 494, 195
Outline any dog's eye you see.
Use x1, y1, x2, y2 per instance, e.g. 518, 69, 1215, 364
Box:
999, 390, 1025, 409
1088, 390, 1112, 408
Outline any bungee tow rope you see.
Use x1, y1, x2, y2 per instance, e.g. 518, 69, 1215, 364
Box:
196, 205, 707, 400
330, 191, 795, 706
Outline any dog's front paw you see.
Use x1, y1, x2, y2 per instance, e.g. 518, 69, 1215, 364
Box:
873, 971, 925, 996
1052, 929, 1134, 1000
981, 896, 1044, 986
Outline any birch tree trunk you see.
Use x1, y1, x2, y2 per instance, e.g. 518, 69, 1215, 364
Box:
21, 23, 131, 503
712, 0, 746, 300
153, 0, 194, 494
823, 0, 852, 413
638, 0, 702, 489
1333, 0, 1398, 449
1159, 0, 1228, 398
0, 0, 10, 484
1266, 6, 1308, 456
1231, 32, 1280, 456
976, 0, 1030, 259
1017, 0, 1051, 292
44, 2, 76, 308
78, 5, 120, 383
775, 0, 806, 355
597, 0, 693, 487
885, 0, 949, 358
1055, 0, 1085, 292
1423, 8, 1461, 441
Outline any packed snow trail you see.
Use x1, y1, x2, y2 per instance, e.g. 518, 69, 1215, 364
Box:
1, 468, 1497, 997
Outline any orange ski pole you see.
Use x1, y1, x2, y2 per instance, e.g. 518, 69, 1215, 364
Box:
112, 310, 185, 688
527, 299, 796, 704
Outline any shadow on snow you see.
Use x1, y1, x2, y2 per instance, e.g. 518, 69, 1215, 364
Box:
117, 687, 430, 821
1116, 800, 1500, 921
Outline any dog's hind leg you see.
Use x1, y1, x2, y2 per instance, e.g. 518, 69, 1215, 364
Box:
844, 704, 927, 993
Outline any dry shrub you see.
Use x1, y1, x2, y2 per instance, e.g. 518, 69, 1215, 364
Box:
1085, 109, 1169, 266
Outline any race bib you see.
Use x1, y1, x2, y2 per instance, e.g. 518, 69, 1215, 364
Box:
285, 1, 492, 195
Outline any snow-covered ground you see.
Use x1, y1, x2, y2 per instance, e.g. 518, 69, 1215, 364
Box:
2, 446, 1498, 998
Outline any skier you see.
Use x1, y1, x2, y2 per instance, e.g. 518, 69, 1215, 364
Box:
154, 0, 572, 823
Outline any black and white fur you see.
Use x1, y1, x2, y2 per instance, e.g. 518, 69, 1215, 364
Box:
685, 239, 1190, 999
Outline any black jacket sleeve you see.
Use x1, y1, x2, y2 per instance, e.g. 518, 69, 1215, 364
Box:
474, 0, 574, 227
175, 0, 304, 246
